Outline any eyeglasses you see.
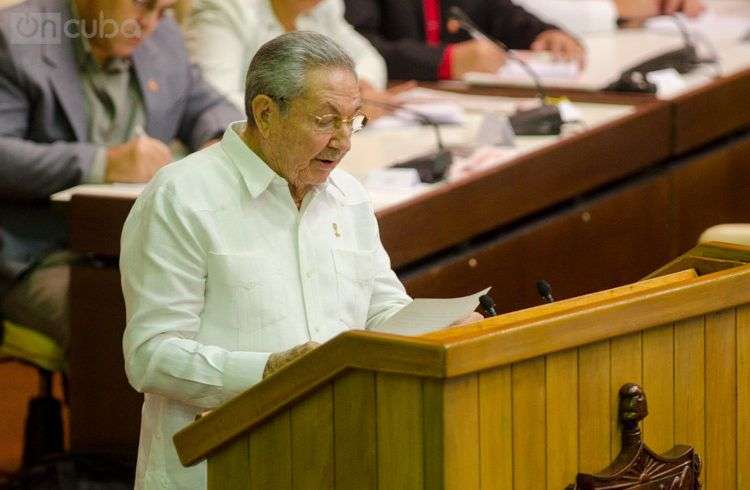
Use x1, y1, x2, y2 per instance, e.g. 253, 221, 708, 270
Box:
312, 113, 368, 135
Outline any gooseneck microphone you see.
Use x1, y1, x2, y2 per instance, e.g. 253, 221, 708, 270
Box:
606, 14, 719, 93
536, 279, 555, 303
447, 6, 564, 136
479, 294, 498, 317
363, 98, 453, 183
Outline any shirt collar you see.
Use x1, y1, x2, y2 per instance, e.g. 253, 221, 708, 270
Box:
221, 122, 277, 200
221, 122, 349, 203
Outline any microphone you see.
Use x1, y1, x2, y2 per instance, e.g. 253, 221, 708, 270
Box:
447, 6, 564, 136
363, 98, 453, 183
479, 294, 498, 317
536, 279, 554, 303
606, 14, 717, 93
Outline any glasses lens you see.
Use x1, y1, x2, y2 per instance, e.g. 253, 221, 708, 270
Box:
315, 114, 337, 132
351, 114, 367, 134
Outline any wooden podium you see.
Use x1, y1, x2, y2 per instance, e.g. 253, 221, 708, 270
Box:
174, 242, 750, 489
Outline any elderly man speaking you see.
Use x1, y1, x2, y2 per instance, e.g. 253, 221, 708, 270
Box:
120, 31, 422, 489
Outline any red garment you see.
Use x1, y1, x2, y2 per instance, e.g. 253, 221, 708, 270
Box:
422, 0, 454, 79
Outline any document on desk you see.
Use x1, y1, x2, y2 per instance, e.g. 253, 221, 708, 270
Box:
372, 287, 491, 336
51, 183, 147, 202
463, 32, 686, 91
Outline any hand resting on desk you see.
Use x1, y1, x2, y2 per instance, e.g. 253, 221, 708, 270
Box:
105, 135, 173, 183
263, 341, 321, 378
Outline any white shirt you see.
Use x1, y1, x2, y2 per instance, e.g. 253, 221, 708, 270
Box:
515, 0, 619, 35
121, 122, 411, 489
185, 0, 388, 110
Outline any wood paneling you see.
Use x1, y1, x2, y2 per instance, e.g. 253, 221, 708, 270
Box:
577, 341, 611, 474
249, 410, 291, 489
673, 317, 705, 459
198, 288, 750, 489
478, 366, 513, 490
705, 309, 738, 490
333, 370, 376, 490
545, 349, 578, 489
375, 374, 423, 489
672, 68, 750, 154
443, 375, 480, 489
738, 306, 750, 489
69, 195, 134, 256
68, 266, 140, 455
641, 324, 675, 453
671, 134, 750, 254
512, 358, 546, 490
403, 173, 672, 312
207, 437, 249, 490
290, 386, 334, 489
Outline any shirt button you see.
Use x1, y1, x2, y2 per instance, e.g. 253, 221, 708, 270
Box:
305, 271, 313, 279
160, 475, 170, 487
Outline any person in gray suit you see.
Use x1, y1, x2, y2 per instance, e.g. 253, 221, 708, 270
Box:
0, 0, 243, 351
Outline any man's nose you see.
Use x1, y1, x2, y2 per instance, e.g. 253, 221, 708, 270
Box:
328, 125, 352, 152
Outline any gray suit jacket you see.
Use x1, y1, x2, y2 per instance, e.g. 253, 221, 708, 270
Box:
0, 0, 243, 294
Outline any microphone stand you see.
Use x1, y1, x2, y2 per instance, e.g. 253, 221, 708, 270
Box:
606, 14, 717, 93
447, 6, 564, 136
363, 98, 453, 183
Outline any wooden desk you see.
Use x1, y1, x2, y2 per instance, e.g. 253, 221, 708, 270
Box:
66, 73, 750, 456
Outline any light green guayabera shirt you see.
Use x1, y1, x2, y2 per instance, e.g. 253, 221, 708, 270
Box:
70, 0, 146, 183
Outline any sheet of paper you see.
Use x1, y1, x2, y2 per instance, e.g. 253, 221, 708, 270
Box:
373, 287, 491, 336
498, 51, 581, 80
50, 183, 147, 202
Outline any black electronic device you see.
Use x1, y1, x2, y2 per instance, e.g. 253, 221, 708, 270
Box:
447, 6, 565, 136
365, 98, 454, 183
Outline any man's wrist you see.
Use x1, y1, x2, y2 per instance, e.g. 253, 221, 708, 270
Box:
85, 147, 109, 184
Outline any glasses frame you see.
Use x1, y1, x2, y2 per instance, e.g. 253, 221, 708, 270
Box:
311, 112, 368, 135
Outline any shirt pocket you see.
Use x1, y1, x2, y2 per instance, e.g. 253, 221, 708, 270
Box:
332, 248, 375, 329
206, 252, 288, 347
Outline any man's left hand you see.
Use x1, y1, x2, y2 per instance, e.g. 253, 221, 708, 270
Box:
450, 311, 485, 327
531, 30, 586, 67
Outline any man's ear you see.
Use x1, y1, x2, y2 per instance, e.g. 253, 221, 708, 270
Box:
250, 95, 277, 138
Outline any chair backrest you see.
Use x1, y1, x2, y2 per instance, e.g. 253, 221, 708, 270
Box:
0, 320, 64, 372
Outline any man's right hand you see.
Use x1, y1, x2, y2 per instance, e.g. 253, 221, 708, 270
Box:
450, 39, 507, 79
105, 136, 173, 183
263, 341, 320, 378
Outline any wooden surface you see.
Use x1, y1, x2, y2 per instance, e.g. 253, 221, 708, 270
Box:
68, 266, 140, 455
672, 67, 750, 155
177, 255, 750, 467
378, 100, 671, 268
196, 270, 750, 488
402, 170, 673, 310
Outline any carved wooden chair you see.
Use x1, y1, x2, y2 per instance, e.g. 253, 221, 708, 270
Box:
568, 383, 701, 489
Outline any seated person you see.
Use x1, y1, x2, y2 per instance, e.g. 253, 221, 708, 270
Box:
515, 0, 705, 34
120, 31, 484, 488
343, 0, 586, 81
0, 0, 242, 353
185, 0, 389, 111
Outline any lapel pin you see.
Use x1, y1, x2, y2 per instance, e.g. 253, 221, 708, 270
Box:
146, 79, 159, 93
332, 223, 341, 238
